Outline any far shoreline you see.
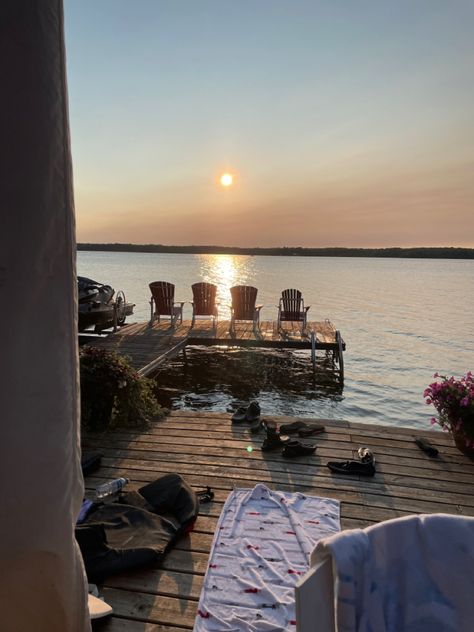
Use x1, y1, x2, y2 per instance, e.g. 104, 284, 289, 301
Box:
77, 243, 474, 260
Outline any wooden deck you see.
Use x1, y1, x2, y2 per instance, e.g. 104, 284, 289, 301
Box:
83, 411, 474, 631
87, 319, 345, 378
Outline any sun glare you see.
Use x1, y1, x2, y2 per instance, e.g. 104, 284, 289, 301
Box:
220, 173, 234, 187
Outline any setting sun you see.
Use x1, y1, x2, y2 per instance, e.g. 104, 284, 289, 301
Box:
220, 173, 234, 187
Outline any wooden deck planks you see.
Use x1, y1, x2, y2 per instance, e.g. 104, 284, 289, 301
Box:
85, 320, 342, 376
83, 411, 474, 630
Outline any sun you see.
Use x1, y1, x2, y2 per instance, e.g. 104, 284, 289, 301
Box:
220, 173, 234, 187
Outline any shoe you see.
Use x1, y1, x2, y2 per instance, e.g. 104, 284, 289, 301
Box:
414, 437, 439, 458
250, 418, 263, 433
262, 433, 290, 452
327, 460, 375, 477
357, 447, 374, 463
281, 440, 316, 458
231, 407, 248, 423
263, 419, 277, 433
279, 421, 308, 434
245, 401, 261, 422
298, 424, 325, 437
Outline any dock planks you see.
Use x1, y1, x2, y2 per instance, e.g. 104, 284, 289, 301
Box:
83, 411, 474, 630
85, 319, 343, 376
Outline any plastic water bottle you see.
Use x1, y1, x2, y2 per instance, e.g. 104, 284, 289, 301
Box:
94, 477, 129, 501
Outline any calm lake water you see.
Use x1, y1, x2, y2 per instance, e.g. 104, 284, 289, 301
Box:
77, 251, 474, 430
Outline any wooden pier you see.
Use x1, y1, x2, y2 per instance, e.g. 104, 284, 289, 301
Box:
83, 411, 474, 631
84, 319, 346, 382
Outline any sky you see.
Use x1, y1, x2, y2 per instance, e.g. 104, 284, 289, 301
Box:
65, 1, 474, 248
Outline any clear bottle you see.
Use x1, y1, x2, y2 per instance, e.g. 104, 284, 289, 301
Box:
94, 477, 129, 501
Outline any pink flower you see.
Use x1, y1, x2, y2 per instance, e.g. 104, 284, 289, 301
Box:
460, 397, 470, 407
430, 417, 437, 425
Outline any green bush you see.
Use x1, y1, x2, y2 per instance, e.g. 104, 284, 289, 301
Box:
80, 346, 165, 431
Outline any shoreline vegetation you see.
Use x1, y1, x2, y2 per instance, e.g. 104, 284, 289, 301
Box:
77, 243, 474, 259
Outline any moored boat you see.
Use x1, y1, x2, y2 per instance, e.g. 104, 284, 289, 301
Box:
78, 276, 134, 332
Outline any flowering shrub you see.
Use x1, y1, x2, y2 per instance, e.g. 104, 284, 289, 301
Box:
80, 346, 165, 431
424, 372, 474, 448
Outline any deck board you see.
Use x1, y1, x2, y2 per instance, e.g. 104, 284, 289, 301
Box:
83, 411, 474, 630
86, 320, 343, 376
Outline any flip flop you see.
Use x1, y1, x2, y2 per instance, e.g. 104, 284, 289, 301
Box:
327, 460, 375, 476
282, 440, 316, 458
231, 407, 248, 423
414, 437, 439, 458
245, 401, 261, 422
298, 424, 325, 437
279, 421, 308, 434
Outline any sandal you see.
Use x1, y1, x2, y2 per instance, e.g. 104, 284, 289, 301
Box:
298, 424, 325, 437
196, 487, 214, 503
414, 437, 439, 458
279, 421, 308, 434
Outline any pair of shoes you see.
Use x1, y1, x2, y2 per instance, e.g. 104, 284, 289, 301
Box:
261, 430, 289, 452
327, 447, 375, 477
282, 440, 317, 458
261, 432, 316, 457
232, 401, 261, 424
279, 421, 325, 437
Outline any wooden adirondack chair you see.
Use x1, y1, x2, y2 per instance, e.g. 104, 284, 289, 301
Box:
229, 285, 263, 335
191, 282, 218, 328
149, 281, 184, 326
277, 288, 310, 334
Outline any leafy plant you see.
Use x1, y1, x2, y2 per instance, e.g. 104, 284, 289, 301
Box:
80, 346, 165, 431
424, 372, 474, 448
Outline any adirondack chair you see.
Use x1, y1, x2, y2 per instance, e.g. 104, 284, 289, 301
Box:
277, 288, 310, 334
191, 282, 218, 328
229, 285, 263, 335
149, 281, 184, 326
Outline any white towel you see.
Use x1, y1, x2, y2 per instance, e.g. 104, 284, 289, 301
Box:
194, 484, 340, 631
311, 513, 474, 632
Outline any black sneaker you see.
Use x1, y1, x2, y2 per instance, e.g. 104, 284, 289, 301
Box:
281, 440, 316, 458
327, 460, 375, 477
262, 433, 290, 452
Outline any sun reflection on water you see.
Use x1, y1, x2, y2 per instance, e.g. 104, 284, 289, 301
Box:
198, 254, 255, 318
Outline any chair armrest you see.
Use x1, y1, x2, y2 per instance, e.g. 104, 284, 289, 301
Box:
305, 305, 311, 312
174, 301, 185, 307
255, 304, 263, 311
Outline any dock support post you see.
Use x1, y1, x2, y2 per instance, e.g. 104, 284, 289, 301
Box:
335, 330, 344, 385
182, 346, 188, 365
310, 331, 316, 370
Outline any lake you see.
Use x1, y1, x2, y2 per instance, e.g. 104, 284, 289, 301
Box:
77, 251, 474, 430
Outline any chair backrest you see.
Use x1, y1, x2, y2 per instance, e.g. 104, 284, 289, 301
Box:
230, 285, 258, 320
149, 281, 175, 315
281, 288, 304, 320
192, 282, 217, 316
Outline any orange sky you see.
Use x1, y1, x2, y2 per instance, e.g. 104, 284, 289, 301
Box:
66, 2, 474, 248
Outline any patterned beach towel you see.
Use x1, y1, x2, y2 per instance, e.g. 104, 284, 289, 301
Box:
194, 484, 340, 631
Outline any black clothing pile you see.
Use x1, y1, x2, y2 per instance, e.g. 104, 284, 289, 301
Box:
76, 473, 199, 583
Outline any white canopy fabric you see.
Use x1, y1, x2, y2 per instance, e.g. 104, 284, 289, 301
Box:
0, 2, 90, 630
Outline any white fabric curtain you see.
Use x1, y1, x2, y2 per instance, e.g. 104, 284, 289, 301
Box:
0, 2, 90, 630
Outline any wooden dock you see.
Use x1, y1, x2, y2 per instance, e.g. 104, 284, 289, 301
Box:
83, 411, 474, 631
84, 319, 345, 381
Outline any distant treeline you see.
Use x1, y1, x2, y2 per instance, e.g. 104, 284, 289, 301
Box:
77, 244, 474, 259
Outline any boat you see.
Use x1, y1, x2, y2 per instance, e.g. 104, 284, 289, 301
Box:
78, 276, 134, 332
